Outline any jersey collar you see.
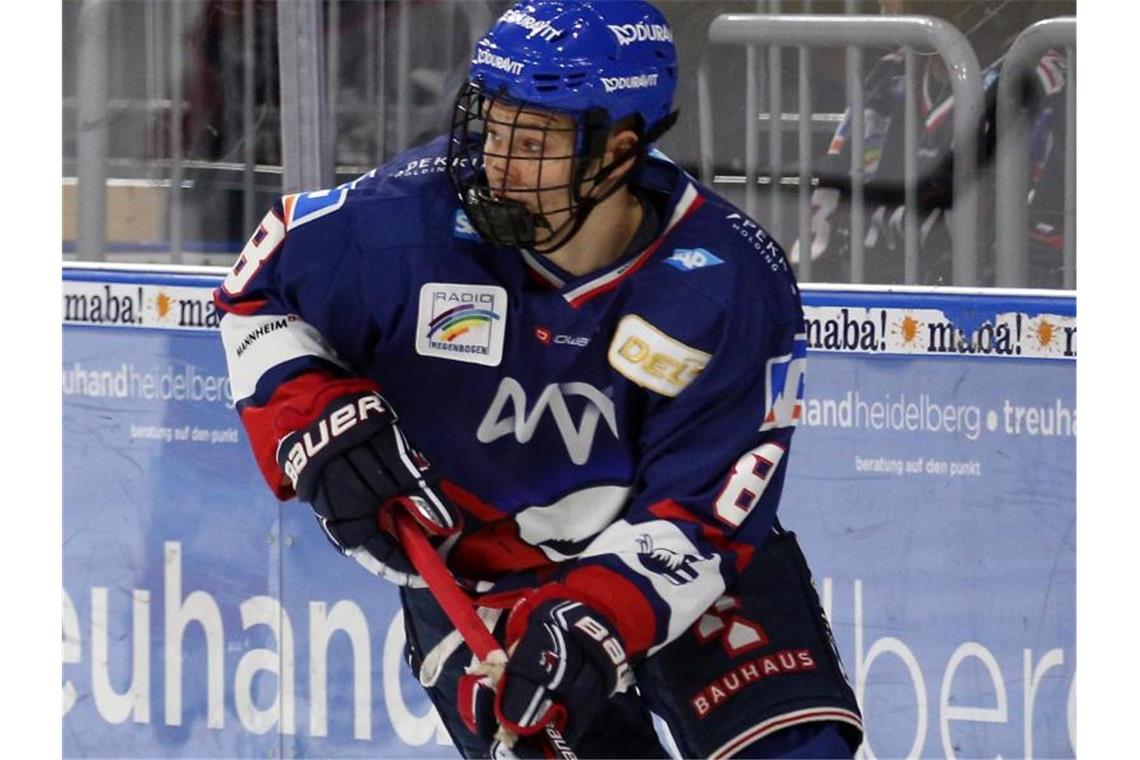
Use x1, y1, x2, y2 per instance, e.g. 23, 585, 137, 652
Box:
521, 180, 704, 309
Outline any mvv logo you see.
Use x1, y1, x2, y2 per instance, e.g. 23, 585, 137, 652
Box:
476, 377, 618, 465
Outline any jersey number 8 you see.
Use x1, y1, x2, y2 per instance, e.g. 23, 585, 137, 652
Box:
714, 441, 787, 528
222, 207, 287, 296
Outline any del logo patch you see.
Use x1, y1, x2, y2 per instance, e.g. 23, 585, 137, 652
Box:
415, 283, 508, 367
608, 315, 710, 397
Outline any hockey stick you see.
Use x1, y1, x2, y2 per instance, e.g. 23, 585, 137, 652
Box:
390, 504, 577, 760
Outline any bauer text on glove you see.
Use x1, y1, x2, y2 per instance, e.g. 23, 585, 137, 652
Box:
276, 390, 461, 586
492, 599, 630, 744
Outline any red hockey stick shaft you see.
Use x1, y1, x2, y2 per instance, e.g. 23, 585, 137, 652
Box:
392, 509, 504, 662
391, 507, 577, 760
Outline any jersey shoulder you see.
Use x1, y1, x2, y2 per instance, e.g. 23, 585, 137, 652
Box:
353, 133, 471, 195
282, 135, 464, 254
633, 172, 802, 333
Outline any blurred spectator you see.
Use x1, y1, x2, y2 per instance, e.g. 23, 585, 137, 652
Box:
791, 0, 1070, 287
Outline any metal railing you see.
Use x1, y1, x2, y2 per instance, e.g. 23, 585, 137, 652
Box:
75, 0, 109, 264
995, 17, 1076, 289
71, 0, 273, 265
278, 0, 328, 193
69, 0, 489, 263
708, 13, 985, 286
69, 2, 1073, 290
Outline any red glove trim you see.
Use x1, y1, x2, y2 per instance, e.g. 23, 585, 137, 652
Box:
559, 568, 657, 657
238, 371, 381, 499
501, 578, 652, 658
457, 671, 494, 735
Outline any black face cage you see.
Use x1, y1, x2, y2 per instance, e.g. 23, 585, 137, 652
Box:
446, 81, 634, 254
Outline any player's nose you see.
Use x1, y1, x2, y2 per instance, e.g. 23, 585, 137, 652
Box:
483, 150, 517, 190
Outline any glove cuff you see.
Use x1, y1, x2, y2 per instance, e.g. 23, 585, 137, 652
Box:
493, 686, 568, 740
276, 391, 397, 501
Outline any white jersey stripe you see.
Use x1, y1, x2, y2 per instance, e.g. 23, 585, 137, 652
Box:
220, 312, 349, 401
520, 248, 566, 288
710, 707, 863, 759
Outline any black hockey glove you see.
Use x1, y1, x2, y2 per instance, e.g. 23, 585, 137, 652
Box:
276, 390, 461, 587
492, 599, 631, 745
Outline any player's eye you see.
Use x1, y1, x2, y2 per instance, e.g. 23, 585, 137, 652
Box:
484, 128, 504, 150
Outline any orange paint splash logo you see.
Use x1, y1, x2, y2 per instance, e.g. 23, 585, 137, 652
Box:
891, 314, 924, 345
155, 292, 173, 320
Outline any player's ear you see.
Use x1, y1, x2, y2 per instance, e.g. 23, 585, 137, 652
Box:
603, 127, 640, 182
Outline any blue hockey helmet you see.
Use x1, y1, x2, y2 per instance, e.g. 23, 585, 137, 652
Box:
446, 1, 680, 252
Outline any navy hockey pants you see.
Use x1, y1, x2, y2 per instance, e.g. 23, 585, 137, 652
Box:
400, 530, 862, 758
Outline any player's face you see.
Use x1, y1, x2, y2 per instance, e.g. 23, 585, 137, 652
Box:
481, 100, 580, 232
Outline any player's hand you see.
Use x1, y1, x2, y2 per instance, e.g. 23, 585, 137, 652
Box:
276, 390, 461, 586
493, 599, 630, 745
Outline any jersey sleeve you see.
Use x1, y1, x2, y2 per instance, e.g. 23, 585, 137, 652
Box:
213, 189, 398, 499
530, 266, 807, 659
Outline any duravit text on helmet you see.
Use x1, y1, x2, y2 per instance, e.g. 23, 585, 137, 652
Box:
607, 22, 673, 46
600, 73, 659, 93
501, 9, 565, 42
476, 48, 526, 76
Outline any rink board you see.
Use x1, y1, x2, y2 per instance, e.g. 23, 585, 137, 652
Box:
62, 267, 1076, 759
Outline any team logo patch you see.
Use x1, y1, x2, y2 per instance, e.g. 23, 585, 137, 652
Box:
608, 315, 710, 397
664, 247, 724, 272
636, 534, 708, 586
453, 209, 480, 241
415, 283, 507, 367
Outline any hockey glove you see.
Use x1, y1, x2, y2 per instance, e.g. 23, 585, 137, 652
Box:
276, 390, 461, 586
490, 599, 631, 745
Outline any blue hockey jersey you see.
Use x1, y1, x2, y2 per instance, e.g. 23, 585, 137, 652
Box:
214, 136, 807, 658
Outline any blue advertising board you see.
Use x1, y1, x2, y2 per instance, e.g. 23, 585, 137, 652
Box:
62, 267, 1075, 758
789, 290, 1075, 759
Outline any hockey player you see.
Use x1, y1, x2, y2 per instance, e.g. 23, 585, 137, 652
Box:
215, 1, 862, 756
